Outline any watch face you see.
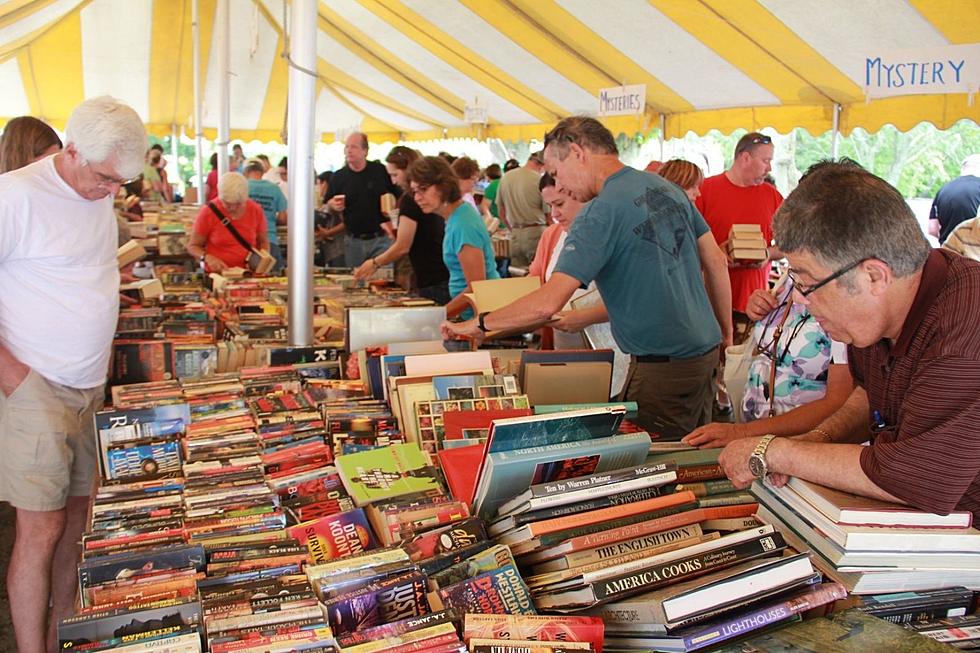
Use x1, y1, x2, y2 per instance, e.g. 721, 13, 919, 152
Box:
748, 455, 766, 478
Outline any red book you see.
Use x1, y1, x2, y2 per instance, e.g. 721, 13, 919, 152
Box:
437, 444, 484, 505
463, 614, 604, 653
285, 508, 378, 564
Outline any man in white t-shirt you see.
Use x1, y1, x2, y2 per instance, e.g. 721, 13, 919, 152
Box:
0, 96, 147, 653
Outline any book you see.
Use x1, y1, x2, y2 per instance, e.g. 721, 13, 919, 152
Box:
323, 571, 430, 637
708, 607, 956, 652
754, 491, 980, 569
118, 239, 148, 267
754, 481, 980, 552
858, 587, 975, 623
435, 563, 537, 615
528, 524, 706, 574
462, 614, 604, 653
335, 611, 455, 650
284, 508, 378, 564
519, 504, 758, 564
786, 477, 973, 528
427, 544, 516, 590
489, 483, 677, 537
472, 432, 652, 520
336, 443, 444, 507
494, 491, 697, 546
495, 461, 677, 518
605, 582, 846, 652
906, 614, 980, 648
533, 526, 786, 610
624, 553, 816, 625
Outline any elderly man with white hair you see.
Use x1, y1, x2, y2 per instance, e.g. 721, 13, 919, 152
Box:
187, 171, 270, 273
0, 96, 147, 653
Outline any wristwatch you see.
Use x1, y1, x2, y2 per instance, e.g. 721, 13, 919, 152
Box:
748, 434, 778, 479
477, 312, 491, 333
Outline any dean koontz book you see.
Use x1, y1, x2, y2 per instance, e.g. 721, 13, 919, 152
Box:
286, 508, 378, 564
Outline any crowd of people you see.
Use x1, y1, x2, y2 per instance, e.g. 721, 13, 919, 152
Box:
2, 97, 980, 653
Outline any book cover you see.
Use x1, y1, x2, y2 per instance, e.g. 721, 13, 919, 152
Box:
400, 517, 486, 561
534, 528, 786, 610
710, 607, 956, 652
336, 443, 443, 506
285, 508, 378, 564
335, 611, 455, 650
442, 408, 534, 440
324, 571, 430, 636
437, 564, 537, 615
429, 544, 517, 590
463, 614, 604, 653
473, 432, 651, 520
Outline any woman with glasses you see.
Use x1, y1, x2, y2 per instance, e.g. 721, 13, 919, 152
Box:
353, 147, 450, 304
187, 172, 269, 273
408, 156, 499, 318
682, 275, 853, 449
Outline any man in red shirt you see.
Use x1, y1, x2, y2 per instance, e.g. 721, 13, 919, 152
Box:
695, 132, 783, 341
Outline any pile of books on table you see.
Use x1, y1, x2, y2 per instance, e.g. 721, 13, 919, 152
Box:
753, 477, 980, 594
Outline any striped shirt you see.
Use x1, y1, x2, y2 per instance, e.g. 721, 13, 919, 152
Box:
852, 249, 980, 517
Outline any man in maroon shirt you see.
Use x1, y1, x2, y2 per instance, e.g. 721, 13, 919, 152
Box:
719, 160, 980, 519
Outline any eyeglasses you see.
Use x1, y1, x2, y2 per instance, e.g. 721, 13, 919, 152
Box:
84, 161, 140, 188
788, 258, 868, 297
410, 184, 430, 198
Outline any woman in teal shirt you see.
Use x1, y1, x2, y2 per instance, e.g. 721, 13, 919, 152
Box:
408, 156, 499, 318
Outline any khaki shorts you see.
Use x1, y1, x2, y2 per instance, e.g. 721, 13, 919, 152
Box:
0, 369, 103, 511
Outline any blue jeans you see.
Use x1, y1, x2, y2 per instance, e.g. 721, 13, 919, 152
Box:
268, 242, 283, 273
344, 234, 393, 268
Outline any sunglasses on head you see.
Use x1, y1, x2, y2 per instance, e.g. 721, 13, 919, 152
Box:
749, 135, 772, 145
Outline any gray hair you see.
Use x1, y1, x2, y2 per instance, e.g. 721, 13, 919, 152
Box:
774, 160, 930, 280
543, 116, 618, 159
217, 172, 249, 205
65, 96, 146, 180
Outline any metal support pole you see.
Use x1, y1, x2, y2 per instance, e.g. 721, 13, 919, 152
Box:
192, 0, 205, 204
216, 0, 230, 178
287, 0, 317, 346
831, 104, 841, 159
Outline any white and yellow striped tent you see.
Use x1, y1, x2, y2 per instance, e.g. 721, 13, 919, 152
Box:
1, 0, 977, 143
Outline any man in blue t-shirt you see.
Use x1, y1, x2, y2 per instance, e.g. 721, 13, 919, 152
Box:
244, 158, 287, 271
443, 117, 733, 437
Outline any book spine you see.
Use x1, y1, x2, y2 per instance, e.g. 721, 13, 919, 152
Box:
564, 505, 707, 551
336, 611, 455, 649
528, 463, 675, 499
565, 524, 705, 568
438, 564, 536, 615
681, 582, 848, 651
530, 491, 697, 537
676, 479, 737, 497
512, 484, 675, 528
697, 494, 756, 508
592, 532, 787, 602
676, 464, 724, 482
862, 601, 975, 624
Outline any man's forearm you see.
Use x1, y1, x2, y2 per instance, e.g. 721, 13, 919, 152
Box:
796, 385, 870, 444
766, 438, 904, 504
0, 342, 29, 394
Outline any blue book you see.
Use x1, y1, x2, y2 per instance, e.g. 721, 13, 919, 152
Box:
472, 431, 651, 520
486, 406, 626, 455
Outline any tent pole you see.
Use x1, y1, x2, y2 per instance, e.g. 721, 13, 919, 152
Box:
192, 0, 204, 205
659, 113, 665, 160
216, 0, 230, 178
170, 123, 179, 200
831, 103, 841, 159
287, 0, 316, 346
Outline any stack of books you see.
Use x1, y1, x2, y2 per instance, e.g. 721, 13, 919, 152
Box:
753, 477, 980, 593
726, 224, 768, 263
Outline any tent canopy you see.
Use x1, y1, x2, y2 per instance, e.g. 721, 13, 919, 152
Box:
1, 0, 977, 143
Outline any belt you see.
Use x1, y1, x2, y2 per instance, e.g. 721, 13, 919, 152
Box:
635, 354, 671, 363
350, 230, 385, 240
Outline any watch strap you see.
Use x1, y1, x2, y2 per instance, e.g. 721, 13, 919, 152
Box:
477, 312, 491, 333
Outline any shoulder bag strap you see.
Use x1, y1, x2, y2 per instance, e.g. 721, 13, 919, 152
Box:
208, 201, 255, 253
766, 303, 795, 418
